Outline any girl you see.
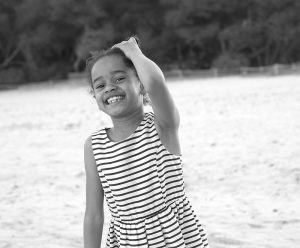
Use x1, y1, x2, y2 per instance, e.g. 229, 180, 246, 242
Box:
84, 37, 209, 248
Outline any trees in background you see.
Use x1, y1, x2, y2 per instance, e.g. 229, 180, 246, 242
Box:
0, 0, 87, 83
218, 0, 300, 67
0, 0, 300, 84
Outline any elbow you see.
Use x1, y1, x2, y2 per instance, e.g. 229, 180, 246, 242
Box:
84, 209, 104, 223
151, 68, 165, 85
145, 73, 166, 95
84, 214, 104, 227
140, 63, 165, 92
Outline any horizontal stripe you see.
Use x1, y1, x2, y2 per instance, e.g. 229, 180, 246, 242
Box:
91, 112, 209, 247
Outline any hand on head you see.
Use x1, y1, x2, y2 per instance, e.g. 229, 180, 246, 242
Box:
112, 36, 142, 58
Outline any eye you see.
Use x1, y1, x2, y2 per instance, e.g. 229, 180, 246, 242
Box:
115, 77, 125, 83
95, 83, 105, 90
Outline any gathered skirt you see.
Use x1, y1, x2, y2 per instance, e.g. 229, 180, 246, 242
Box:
105, 196, 209, 248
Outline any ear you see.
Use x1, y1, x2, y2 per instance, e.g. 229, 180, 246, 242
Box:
139, 82, 146, 95
89, 88, 95, 98
139, 83, 151, 105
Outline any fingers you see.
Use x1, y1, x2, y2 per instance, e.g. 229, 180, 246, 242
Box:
129, 36, 138, 45
112, 37, 138, 49
111, 36, 142, 57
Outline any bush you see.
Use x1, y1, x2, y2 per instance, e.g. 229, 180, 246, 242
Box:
0, 67, 26, 89
212, 52, 249, 69
25, 62, 69, 83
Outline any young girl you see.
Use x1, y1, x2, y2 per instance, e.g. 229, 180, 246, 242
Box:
84, 37, 209, 248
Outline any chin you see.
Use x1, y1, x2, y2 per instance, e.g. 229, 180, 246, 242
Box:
105, 107, 129, 118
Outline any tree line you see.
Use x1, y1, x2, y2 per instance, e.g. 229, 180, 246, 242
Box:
1, 0, 300, 84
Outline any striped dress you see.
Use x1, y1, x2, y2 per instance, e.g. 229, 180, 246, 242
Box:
91, 112, 209, 248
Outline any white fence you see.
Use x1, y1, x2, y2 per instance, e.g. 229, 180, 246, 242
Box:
1, 63, 299, 90
163, 63, 300, 79
68, 63, 300, 80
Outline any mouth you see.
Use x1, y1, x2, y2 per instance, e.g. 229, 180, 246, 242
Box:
105, 95, 125, 105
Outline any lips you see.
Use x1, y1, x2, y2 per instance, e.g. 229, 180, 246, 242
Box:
105, 95, 125, 105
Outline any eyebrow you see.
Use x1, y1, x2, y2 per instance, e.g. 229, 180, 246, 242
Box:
92, 70, 126, 84
92, 76, 103, 84
111, 70, 126, 75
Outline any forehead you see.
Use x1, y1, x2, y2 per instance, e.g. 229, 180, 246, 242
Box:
91, 55, 128, 80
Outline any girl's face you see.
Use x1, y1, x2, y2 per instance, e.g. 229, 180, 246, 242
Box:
91, 55, 143, 118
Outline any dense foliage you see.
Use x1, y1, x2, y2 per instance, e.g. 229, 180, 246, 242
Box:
1, 0, 300, 83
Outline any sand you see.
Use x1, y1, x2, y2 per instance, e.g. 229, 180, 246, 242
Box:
0, 75, 299, 248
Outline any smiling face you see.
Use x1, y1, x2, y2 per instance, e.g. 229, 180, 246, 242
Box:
91, 54, 143, 118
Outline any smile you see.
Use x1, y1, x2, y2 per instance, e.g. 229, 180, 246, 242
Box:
106, 95, 125, 104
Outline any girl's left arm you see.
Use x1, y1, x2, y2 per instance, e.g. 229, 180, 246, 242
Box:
113, 38, 180, 130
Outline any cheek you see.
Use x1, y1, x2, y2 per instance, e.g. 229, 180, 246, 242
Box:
94, 92, 104, 106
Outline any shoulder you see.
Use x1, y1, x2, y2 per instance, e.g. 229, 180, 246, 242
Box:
84, 135, 93, 151
84, 135, 95, 163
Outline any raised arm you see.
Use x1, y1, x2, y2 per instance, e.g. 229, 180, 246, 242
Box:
113, 38, 181, 155
113, 38, 180, 130
83, 136, 104, 248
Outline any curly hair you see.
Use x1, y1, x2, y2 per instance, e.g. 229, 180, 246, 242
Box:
85, 39, 151, 105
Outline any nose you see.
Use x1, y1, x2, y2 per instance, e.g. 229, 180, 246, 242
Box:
105, 83, 116, 93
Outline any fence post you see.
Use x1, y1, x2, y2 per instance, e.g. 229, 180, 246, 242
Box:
240, 67, 247, 76
212, 68, 218, 77
273, 64, 279, 75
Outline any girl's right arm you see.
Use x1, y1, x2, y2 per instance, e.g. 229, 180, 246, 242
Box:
84, 135, 104, 248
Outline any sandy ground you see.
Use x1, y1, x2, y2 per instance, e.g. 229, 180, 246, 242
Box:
0, 75, 299, 248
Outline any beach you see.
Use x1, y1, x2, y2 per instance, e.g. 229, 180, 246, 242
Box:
0, 75, 299, 248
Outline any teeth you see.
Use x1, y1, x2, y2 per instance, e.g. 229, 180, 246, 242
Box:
107, 96, 124, 104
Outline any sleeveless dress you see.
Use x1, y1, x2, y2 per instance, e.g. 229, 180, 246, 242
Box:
91, 112, 209, 248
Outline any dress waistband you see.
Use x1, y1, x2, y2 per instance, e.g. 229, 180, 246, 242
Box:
113, 205, 168, 225
112, 195, 187, 225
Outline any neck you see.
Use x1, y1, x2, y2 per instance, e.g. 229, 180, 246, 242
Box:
109, 108, 145, 141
